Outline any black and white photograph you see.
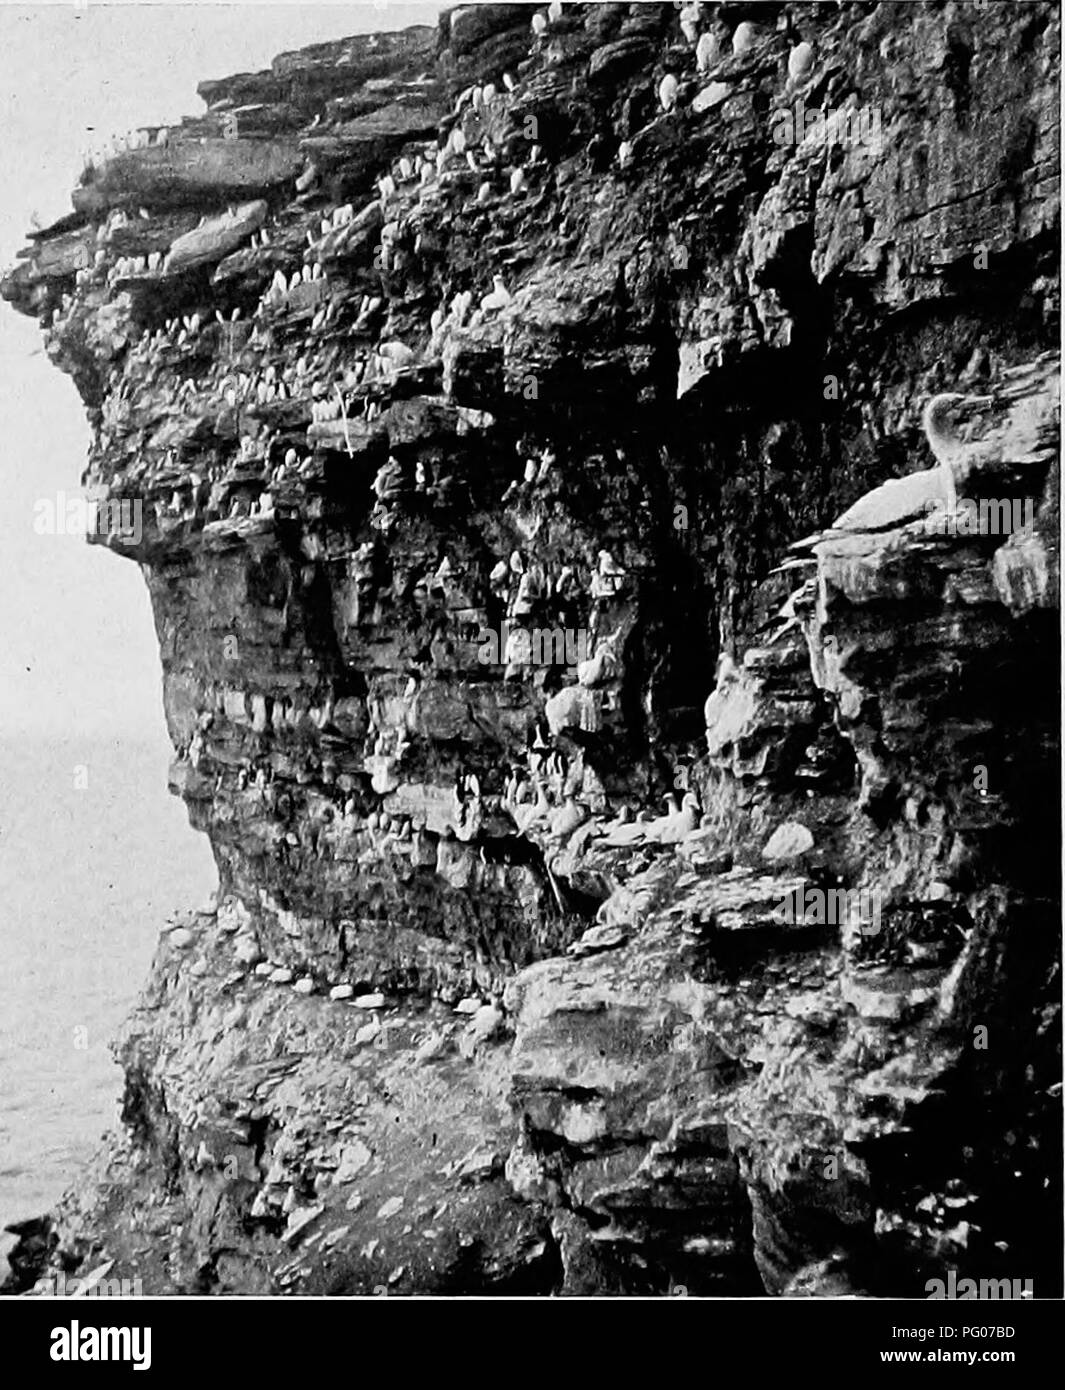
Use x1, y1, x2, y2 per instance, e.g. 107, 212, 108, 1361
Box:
0, 0, 1060, 1353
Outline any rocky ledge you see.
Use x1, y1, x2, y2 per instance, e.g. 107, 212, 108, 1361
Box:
2, 1, 1060, 1296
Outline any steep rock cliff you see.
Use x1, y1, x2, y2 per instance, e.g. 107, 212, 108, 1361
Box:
2, 0, 1060, 1297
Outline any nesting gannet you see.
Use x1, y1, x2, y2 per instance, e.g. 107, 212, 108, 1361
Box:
617, 140, 633, 168
680, 4, 702, 45
450, 289, 473, 325
577, 630, 621, 688
503, 72, 516, 92
548, 0, 563, 21
398, 156, 414, 181
477, 181, 493, 204
789, 393, 995, 549
732, 22, 769, 55
378, 174, 397, 201
450, 128, 467, 157
510, 166, 527, 195
788, 41, 815, 83
659, 73, 680, 112
549, 795, 589, 840
923, 392, 995, 514
483, 82, 497, 105
654, 791, 700, 844
532, 11, 547, 37
480, 275, 512, 313
295, 161, 319, 194
598, 549, 625, 580
696, 31, 720, 74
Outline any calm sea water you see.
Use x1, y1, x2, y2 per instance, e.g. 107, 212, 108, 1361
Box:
0, 737, 216, 1271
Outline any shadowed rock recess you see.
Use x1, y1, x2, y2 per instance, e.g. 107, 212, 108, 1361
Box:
2, 1, 1060, 1297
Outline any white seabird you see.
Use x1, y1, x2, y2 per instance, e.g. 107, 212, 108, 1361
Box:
480, 275, 512, 313
788, 41, 815, 83
789, 392, 995, 549
696, 31, 719, 74
680, 4, 702, 45
659, 73, 679, 112
923, 391, 995, 514
732, 22, 768, 55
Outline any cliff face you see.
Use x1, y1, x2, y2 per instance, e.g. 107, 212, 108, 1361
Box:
2, 1, 1060, 1297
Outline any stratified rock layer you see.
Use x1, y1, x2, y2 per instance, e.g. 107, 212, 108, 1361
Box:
2, 1, 1060, 1296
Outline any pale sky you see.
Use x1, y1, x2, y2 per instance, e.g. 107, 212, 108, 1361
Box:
0, 1, 442, 738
